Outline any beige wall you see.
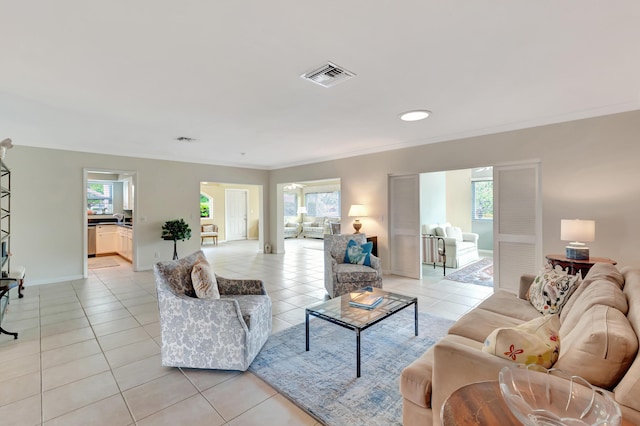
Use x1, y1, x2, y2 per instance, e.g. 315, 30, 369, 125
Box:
199, 182, 260, 241
10, 147, 268, 284
445, 169, 472, 232
269, 110, 640, 272
9, 109, 640, 284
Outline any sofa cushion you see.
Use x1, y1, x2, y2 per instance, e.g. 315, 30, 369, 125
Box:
191, 260, 220, 300
560, 262, 624, 324
344, 239, 373, 266
560, 275, 628, 334
614, 267, 640, 413
555, 304, 638, 389
527, 268, 580, 315
476, 290, 542, 322
335, 263, 378, 283
448, 309, 524, 343
482, 314, 560, 368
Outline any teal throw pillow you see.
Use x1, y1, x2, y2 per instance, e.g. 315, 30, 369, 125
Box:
344, 239, 373, 266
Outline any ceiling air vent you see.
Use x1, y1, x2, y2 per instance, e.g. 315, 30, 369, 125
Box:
300, 62, 356, 88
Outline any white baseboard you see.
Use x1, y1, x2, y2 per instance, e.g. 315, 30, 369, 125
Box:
26, 274, 84, 286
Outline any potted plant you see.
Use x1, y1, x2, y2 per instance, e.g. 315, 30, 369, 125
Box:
162, 219, 192, 260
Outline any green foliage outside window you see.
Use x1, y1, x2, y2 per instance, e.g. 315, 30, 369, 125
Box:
472, 181, 493, 219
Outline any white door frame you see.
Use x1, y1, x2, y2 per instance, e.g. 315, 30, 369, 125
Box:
83, 168, 139, 278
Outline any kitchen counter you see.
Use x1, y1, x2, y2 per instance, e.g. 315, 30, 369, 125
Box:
88, 221, 133, 228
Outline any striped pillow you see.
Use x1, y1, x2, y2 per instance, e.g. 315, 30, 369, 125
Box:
191, 260, 220, 299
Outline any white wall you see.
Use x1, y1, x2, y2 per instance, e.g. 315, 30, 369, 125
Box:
419, 172, 446, 227
445, 169, 472, 232
10, 147, 268, 284
269, 110, 640, 273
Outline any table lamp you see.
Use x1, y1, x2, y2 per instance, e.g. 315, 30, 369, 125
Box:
348, 204, 367, 234
297, 206, 307, 223
561, 219, 595, 260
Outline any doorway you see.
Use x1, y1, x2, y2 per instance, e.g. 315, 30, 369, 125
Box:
83, 168, 138, 278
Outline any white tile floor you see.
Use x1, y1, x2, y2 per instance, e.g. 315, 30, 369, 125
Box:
0, 238, 493, 425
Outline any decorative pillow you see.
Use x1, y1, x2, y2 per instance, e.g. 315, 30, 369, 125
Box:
302, 221, 313, 227
202, 224, 214, 232
527, 268, 581, 315
344, 239, 373, 267
482, 314, 561, 368
285, 222, 298, 228
191, 260, 220, 299
445, 226, 463, 242
434, 227, 446, 237
310, 222, 319, 227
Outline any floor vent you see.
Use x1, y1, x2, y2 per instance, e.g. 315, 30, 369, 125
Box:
300, 62, 356, 88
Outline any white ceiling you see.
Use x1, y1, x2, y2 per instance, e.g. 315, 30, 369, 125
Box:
2, 1, 639, 170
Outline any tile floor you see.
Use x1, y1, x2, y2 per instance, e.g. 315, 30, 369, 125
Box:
0, 238, 493, 426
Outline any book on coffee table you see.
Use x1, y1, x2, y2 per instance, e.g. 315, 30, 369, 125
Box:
349, 292, 383, 309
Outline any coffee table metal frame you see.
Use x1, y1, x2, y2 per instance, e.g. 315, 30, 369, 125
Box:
305, 287, 418, 377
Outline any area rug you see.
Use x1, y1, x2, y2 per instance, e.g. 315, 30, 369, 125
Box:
445, 257, 493, 287
88, 257, 120, 269
249, 310, 454, 426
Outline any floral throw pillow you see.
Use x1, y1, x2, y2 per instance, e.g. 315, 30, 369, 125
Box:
527, 268, 581, 315
344, 239, 373, 266
482, 314, 561, 368
191, 260, 220, 299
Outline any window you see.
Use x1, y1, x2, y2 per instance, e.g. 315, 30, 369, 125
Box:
305, 191, 340, 217
200, 194, 213, 219
87, 182, 113, 214
283, 192, 298, 216
472, 180, 493, 219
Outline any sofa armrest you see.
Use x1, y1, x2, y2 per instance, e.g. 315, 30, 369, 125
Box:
462, 232, 479, 244
215, 275, 267, 296
431, 337, 520, 423
370, 254, 381, 273
518, 273, 536, 300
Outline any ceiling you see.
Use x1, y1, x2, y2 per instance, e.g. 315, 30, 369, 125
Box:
1, 2, 639, 170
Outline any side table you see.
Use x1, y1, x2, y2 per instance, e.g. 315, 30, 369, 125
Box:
545, 254, 616, 277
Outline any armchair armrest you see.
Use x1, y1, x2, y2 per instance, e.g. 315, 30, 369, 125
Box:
215, 275, 267, 296
462, 232, 479, 244
369, 254, 381, 273
431, 336, 519, 418
518, 273, 536, 300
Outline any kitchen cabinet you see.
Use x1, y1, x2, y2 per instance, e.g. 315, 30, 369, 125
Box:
117, 226, 133, 261
96, 225, 117, 254
122, 176, 134, 210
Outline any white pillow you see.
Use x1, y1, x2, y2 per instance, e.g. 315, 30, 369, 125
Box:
191, 260, 220, 299
445, 226, 463, 241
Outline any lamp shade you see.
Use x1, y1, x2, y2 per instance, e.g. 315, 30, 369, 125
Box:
561, 219, 595, 242
348, 204, 367, 217
297, 206, 308, 215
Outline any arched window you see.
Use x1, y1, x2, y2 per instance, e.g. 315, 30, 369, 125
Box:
200, 193, 214, 219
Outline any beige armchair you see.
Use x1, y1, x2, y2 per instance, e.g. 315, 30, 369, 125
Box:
324, 234, 383, 298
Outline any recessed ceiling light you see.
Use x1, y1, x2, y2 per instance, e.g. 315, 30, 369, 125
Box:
400, 110, 431, 122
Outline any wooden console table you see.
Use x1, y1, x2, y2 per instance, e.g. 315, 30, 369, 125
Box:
545, 254, 616, 277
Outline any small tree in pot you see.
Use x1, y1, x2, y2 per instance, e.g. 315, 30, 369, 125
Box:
162, 219, 192, 260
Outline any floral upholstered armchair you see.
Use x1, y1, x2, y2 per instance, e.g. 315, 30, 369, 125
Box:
324, 234, 383, 298
154, 250, 272, 371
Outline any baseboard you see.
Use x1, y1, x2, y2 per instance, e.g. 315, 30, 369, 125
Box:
27, 274, 84, 286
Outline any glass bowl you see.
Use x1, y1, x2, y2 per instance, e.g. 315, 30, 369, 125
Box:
498, 365, 622, 426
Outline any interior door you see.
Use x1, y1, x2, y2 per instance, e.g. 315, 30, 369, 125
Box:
493, 162, 542, 293
226, 189, 248, 241
389, 174, 421, 279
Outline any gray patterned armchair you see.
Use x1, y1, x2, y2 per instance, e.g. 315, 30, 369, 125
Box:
154, 250, 272, 371
324, 234, 383, 298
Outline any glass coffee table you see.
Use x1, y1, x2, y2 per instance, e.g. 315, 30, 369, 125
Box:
305, 287, 418, 377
